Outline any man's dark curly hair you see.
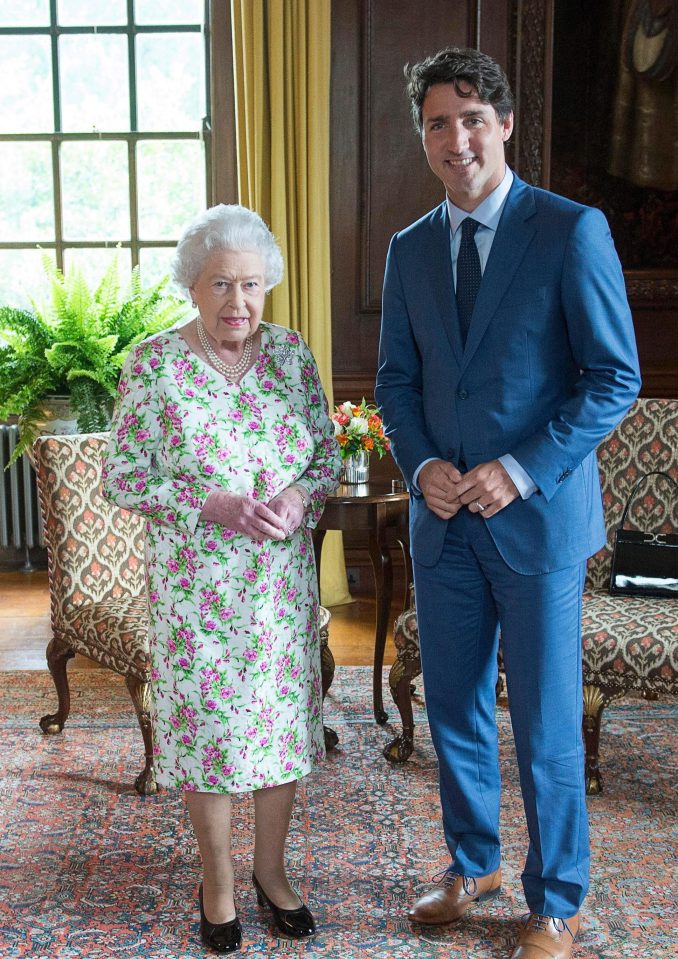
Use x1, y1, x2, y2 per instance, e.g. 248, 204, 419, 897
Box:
405, 47, 515, 132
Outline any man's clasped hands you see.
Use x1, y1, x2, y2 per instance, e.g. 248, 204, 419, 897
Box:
418, 458, 520, 521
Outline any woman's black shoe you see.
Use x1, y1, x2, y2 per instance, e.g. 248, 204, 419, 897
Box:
198, 883, 242, 953
252, 872, 316, 938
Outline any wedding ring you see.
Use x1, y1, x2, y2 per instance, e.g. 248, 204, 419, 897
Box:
475, 501, 485, 512
286, 527, 293, 535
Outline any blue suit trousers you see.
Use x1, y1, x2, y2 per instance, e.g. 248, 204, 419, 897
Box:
413, 508, 589, 917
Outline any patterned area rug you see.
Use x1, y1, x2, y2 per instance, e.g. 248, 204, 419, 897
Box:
0, 668, 675, 959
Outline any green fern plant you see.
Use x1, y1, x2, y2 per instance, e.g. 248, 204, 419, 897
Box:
0, 257, 189, 464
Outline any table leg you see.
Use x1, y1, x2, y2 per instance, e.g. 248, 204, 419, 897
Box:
395, 532, 413, 611
367, 529, 392, 725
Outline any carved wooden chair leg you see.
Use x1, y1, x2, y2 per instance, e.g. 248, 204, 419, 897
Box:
383, 653, 422, 763
39, 637, 76, 734
318, 608, 338, 751
582, 684, 606, 795
320, 637, 335, 698
321, 643, 339, 751
125, 675, 159, 796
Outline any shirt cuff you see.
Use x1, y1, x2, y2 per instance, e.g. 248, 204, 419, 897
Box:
499, 454, 538, 500
412, 457, 439, 493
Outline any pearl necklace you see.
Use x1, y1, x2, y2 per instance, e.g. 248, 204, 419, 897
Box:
196, 317, 253, 381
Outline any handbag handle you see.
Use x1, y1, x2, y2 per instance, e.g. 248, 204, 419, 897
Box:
618, 470, 678, 530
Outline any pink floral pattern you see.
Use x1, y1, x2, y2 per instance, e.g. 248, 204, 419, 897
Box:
102, 323, 341, 793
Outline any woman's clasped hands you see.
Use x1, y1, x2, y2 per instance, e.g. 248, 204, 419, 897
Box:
200, 486, 306, 541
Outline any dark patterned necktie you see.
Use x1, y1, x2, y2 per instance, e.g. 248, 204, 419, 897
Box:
456, 217, 481, 345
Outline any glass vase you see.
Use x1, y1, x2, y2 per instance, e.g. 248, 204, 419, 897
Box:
341, 449, 370, 483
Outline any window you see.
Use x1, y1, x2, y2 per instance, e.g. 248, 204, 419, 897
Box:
0, 0, 211, 305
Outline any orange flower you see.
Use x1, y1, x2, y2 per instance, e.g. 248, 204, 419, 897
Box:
362, 436, 375, 451
337, 432, 349, 445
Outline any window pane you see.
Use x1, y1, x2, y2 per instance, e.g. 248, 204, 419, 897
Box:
0, 143, 54, 242
137, 141, 205, 240
135, 0, 203, 26
136, 34, 205, 131
60, 35, 129, 132
0, 1, 49, 27
63, 248, 132, 288
61, 142, 130, 240
0, 250, 56, 309
138, 247, 177, 286
57, 0, 127, 26
0, 37, 52, 133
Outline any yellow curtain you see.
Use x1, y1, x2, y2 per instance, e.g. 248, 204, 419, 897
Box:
231, 0, 351, 606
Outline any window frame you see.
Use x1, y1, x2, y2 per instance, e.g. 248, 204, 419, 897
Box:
0, 0, 214, 271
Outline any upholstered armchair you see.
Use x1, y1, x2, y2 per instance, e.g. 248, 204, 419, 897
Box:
385, 399, 678, 794
33, 433, 157, 795
580, 398, 677, 792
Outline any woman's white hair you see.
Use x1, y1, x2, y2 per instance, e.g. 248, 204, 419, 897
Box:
171, 204, 284, 293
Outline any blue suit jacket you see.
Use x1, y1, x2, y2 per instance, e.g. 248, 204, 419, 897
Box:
375, 174, 641, 574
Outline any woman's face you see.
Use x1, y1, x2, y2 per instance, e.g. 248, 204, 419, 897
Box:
189, 249, 266, 347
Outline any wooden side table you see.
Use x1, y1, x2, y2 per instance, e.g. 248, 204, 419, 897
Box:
314, 480, 412, 726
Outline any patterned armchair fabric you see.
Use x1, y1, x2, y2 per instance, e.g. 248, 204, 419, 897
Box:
34, 433, 156, 794
580, 398, 677, 792
385, 399, 678, 794
586, 399, 677, 589
582, 399, 677, 694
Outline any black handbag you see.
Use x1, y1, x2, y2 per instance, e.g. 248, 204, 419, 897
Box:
609, 470, 678, 598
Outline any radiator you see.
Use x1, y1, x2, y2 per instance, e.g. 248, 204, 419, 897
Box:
0, 424, 44, 551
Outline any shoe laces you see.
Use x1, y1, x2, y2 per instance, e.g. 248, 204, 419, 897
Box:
429, 868, 478, 896
521, 913, 574, 939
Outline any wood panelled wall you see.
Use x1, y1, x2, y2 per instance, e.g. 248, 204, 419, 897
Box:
329, 0, 514, 581
549, 0, 678, 397
329, 0, 678, 584
331, 0, 510, 413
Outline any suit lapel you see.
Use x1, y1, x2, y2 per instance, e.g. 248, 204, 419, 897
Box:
460, 177, 537, 372
426, 202, 464, 366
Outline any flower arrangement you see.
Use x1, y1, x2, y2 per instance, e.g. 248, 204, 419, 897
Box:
331, 399, 391, 460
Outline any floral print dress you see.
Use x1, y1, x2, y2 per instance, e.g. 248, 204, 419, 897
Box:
102, 322, 341, 793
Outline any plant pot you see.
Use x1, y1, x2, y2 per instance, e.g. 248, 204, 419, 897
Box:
34, 395, 80, 435
19, 395, 80, 465
341, 450, 370, 483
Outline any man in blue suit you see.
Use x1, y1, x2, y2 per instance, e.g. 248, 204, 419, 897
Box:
375, 48, 640, 959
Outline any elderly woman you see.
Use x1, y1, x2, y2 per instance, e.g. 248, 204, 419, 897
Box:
102, 204, 341, 953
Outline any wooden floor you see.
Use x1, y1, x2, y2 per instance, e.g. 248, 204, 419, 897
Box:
0, 571, 400, 671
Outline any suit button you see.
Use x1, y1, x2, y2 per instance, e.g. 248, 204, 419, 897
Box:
457, 388, 469, 400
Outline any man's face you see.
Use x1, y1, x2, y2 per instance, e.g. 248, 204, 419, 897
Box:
421, 82, 513, 211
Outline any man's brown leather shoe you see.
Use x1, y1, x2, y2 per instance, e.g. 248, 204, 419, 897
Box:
407, 866, 502, 924
510, 912, 580, 959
